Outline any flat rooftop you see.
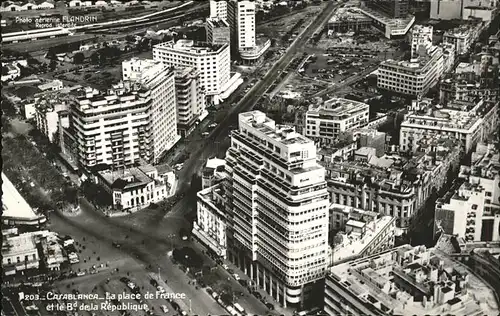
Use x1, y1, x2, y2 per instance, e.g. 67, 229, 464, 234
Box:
1, 173, 40, 220
2, 233, 37, 257
327, 245, 499, 315
239, 111, 313, 146
154, 40, 227, 54
307, 97, 369, 119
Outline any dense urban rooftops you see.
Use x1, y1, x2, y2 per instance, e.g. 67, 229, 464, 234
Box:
328, 245, 499, 315
329, 203, 395, 263
444, 21, 483, 38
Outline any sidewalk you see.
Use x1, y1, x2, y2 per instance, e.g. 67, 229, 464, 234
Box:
222, 259, 294, 316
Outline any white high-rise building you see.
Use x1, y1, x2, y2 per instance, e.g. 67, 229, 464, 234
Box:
226, 111, 329, 307
227, 0, 256, 51
121, 58, 180, 161
209, 0, 227, 21
153, 40, 231, 105
409, 24, 433, 58
62, 62, 177, 168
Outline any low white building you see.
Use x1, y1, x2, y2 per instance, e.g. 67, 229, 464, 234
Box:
304, 97, 370, 145
38, 79, 63, 92
1, 63, 21, 82
192, 183, 228, 258
2, 233, 39, 276
96, 164, 175, 211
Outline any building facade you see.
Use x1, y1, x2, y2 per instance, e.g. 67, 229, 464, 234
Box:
206, 18, 231, 46
323, 135, 462, 229
225, 111, 330, 307
304, 98, 370, 145
435, 143, 500, 242
96, 164, 174, 211
378, 45, 445, 96
192, 183, 229, 258
443, 21, 484, 55
209, 0, 227, 21
400, 98, 499, 154
174, 67, 206, 137
409, 24, 433, 58
121, 58, 179, 162
153, 40, 230, 105
62, 80, 176, 168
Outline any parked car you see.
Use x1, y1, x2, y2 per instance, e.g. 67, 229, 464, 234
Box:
233, 274, 241, 281
222, 264, 229, 270
161, 305, 169, 313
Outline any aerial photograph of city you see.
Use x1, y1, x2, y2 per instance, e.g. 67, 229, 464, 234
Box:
1, 0, 500, 315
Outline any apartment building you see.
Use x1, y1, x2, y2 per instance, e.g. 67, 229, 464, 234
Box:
435, 143, 500, 242
28, 90, 71, 143
225, 111, 329, 307
95, 163, 174, 211
323, 135, 462, 229
174, 67, 206, 137
328, 204, 395, 265
153, 40, 231, 105
378, 45, 445, 96
324, 244, 499, 316
192, 182, 229, 258
409, 24, 433, 58
227, 0, 256, 51
304, 98, 370, 145
443, 21, 484, 55
206, 18, 230, 46
440, 73, 500, 105
62, 79, 176, 168
121, 58, 179, 161
209, 0, 227, 21
215, 0, 270, 63
400, 98, 499, 153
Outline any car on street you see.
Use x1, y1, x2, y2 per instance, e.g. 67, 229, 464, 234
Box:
208, 123, 217, 128
202, 132, 210, 137
160, 305, 169, 313
233, 274, 240, 281
222, 264, 229, 270
157, 286, 165, 293
112, 242, 121, 248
